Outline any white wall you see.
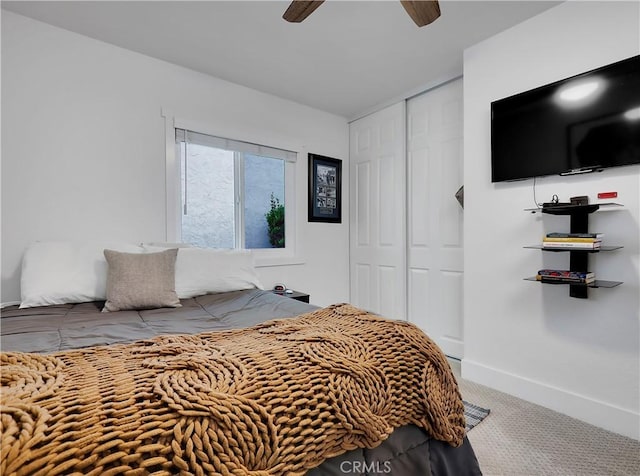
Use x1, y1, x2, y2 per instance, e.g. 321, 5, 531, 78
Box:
463, 1, 640, 439
1, 11, 349, 307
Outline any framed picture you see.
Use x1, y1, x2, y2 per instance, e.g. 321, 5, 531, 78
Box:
308, 153, 342, 223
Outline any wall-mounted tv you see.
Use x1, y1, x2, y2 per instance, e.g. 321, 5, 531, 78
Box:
491, 55, 640, 182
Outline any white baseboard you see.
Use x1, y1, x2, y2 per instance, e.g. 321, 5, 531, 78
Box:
461, 359, 640, 441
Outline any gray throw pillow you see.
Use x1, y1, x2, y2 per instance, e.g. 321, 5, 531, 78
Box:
103, 248, 181, 312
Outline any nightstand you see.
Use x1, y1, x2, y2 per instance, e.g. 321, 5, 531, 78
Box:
273, 290, 310, 303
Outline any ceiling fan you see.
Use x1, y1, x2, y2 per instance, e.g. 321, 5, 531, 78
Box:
283, 0, 441, 27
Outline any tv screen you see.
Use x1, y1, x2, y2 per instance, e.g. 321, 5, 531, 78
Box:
491, 55, 640, 182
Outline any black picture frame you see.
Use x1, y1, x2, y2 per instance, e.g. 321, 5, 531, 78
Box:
308, 153, 342, 223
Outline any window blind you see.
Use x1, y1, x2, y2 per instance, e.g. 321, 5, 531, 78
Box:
175, 129, 297, 162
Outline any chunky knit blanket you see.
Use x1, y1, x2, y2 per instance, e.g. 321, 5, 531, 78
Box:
1, 303, 465, 476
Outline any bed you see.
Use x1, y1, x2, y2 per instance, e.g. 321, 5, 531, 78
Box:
1, 243, 482, 475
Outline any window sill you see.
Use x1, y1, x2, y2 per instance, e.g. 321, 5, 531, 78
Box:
254, 255, 306, 268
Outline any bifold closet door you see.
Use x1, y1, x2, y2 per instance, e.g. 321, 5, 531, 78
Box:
349, 102, 406, 320
407, 79, 464, 358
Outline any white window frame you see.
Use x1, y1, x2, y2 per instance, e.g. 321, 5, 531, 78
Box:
163, 110, 304, 267
233, 151, 245, 249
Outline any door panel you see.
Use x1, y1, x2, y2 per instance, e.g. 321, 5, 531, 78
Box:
355, 162, 371, 246
379, 155, 397, 247
349, 102, 406, 319
407, 79, 464, 358
355, 264, 372, 310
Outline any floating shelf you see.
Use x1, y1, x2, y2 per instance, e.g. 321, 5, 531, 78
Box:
524, 202, 624, 213
524, 277, 623, 288
523, 245, 623, 252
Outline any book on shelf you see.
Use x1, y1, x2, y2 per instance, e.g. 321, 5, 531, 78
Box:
538, 269, 594, 278
542, 241, 601, 249
543, 236, 602, 243
536, 269, 595, 284
546, 232, 603, 239
536, 275, 596, 284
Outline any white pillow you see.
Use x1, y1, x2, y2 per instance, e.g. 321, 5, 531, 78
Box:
144, 247, 264, 299
20, 241, 144, 308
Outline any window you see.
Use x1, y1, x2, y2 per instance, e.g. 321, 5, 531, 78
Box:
175, 129, 296, 251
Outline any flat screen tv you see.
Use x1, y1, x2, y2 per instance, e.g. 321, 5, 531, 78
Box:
491, 55, 640, 182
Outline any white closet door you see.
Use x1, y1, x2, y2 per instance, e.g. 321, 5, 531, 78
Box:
349, 102, 406, 320
406, 79, 464, 358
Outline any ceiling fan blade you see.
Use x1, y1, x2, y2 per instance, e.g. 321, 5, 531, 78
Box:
400, 0, 441, 27
283, 1, 325, 23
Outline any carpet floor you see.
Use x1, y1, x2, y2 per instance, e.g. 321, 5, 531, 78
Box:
450, 360, 640, 476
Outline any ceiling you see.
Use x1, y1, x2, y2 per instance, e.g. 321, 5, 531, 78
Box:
2, 0, 562, 119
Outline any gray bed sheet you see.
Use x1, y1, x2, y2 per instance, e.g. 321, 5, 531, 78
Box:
0, 289, 481, 475
1, 289, 316, 353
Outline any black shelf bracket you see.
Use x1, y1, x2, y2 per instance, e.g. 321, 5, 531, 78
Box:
569, 209, 591, 298
542, 204, 598, 299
